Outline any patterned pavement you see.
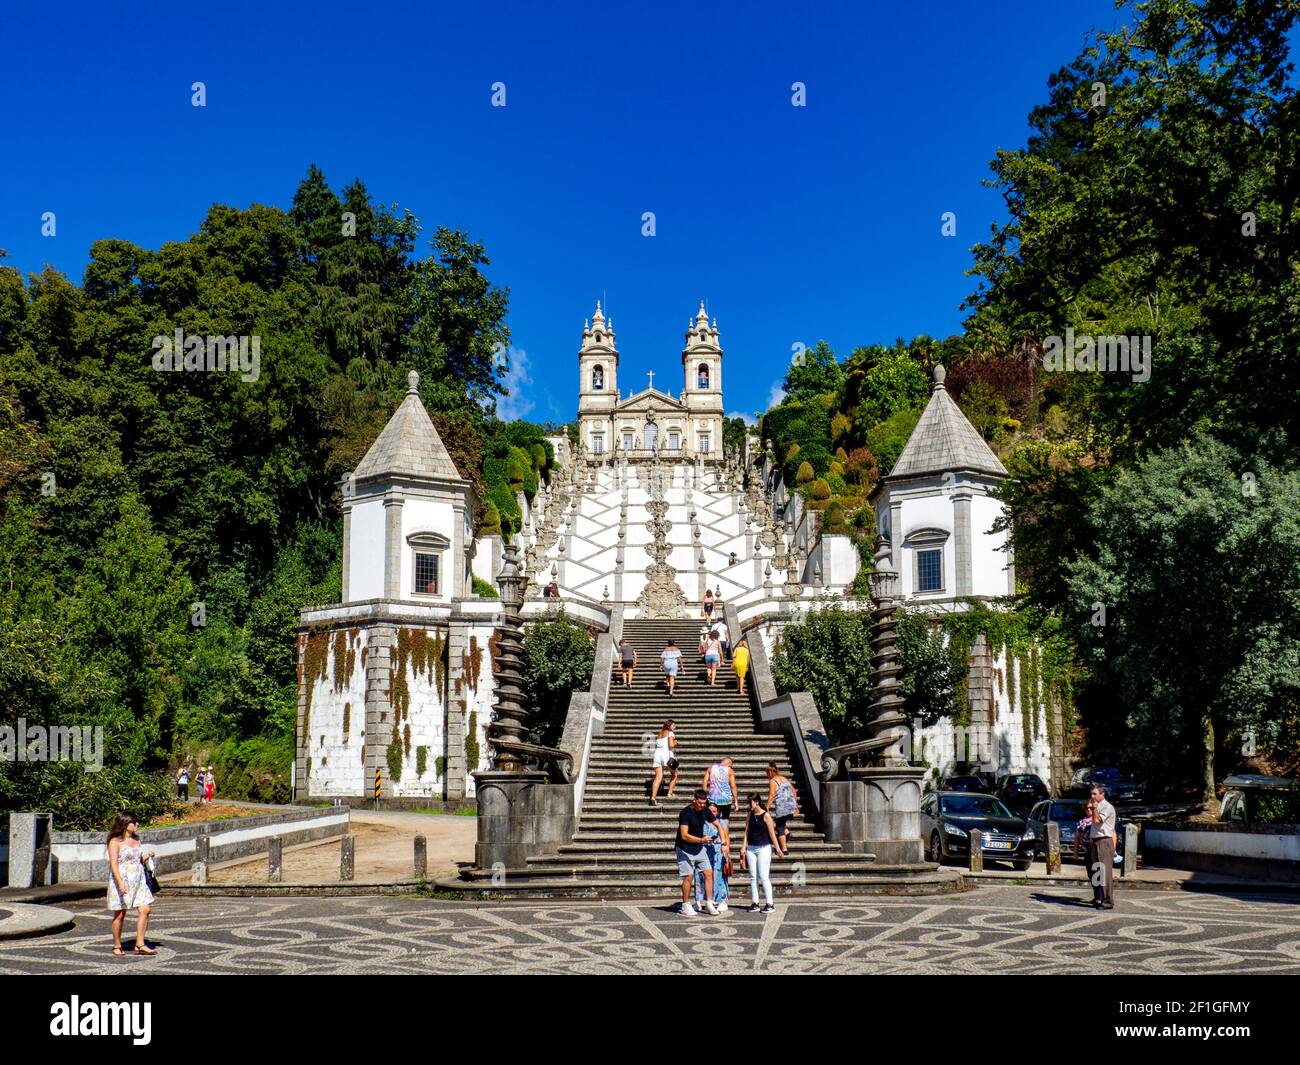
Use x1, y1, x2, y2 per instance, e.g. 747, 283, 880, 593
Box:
2, 885, 1298, 975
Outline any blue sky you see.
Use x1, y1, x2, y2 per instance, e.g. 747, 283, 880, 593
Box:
0, 0, 1125, 423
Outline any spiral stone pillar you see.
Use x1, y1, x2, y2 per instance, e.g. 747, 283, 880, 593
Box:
851, 535, 925, 864
485, 540, 530, 772
471, 538, 575, 871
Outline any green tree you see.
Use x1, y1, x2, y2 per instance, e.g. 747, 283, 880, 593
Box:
771, 605, 874, 744
1065, 434, 1300, 808
782, 340, 843, 402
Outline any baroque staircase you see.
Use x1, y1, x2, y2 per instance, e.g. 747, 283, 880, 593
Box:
465, 619, 953, 896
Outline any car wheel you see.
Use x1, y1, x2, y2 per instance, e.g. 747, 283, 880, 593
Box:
1013, 859, 1031, 872
927, 833, 944, 864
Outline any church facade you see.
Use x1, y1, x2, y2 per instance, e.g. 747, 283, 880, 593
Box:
577, 301, 725, 462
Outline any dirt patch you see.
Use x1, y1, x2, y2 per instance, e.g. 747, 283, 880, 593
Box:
197, 810, 476, 885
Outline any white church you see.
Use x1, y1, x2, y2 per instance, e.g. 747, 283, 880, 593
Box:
294, 303, 1068, 805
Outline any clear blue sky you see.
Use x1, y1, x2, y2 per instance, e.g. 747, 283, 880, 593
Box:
0, 0, 1125, 423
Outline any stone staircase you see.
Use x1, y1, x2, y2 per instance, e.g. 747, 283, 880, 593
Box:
465, 618, 953, 897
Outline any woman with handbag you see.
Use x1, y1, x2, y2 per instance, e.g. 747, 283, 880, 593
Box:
106, 811, 157, 957
693, 801, 731, 913
649, 720, 679, 806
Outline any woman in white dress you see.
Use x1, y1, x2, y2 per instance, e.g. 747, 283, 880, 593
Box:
106, 811, 157, 957
649, 720, 678, 807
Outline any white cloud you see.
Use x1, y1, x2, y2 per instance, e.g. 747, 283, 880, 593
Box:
726, 410, 757, 426
495, 346, 536, 421
766, 381, 787, 409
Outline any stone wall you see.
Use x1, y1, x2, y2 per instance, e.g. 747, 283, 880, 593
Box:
45, 806, 348, 883
1143, 822, 1300, 882
297, 617, 494, 803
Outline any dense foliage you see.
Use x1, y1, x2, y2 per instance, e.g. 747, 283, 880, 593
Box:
765, 1, 1300, 799
0, 166, 549, 826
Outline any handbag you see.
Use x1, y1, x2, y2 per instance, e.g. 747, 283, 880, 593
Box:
722, 856, 734, 880
140, 854, 161, 895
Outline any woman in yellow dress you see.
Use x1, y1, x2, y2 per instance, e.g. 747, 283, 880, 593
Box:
733, 640, 750, 697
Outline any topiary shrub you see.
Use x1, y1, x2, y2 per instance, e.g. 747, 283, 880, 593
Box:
478, 500, 502, 536
812, 478, 831, 500
796, 460, 815, 484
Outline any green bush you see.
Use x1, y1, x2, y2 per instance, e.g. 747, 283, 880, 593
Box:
472, 575, 499, 598
866, 407, 922, 475
812, 478, 831, 500
796, 461, 815, 484
522, 610, 595, 749
479, 500, 502, 535
827, 472, 848, 495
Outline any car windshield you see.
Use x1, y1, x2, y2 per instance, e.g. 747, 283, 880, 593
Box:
1092, 768, 1122, 781
942, 795, 1013, 819
1051, 802, 1084, 821
1009, 776, 1041, 785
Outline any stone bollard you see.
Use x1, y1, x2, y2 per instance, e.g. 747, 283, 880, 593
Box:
340, 834, 355, 881
267, 836, 282, 884
1045, 821, 1062, 875
191, 861, 208, 886
413, 835, 427, 879
1123, 823, 1139, 877
196, 834, 210, 865
7, 812, 53, 889
968, 829, 983, 872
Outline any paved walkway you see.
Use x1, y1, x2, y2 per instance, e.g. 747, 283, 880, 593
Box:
3, 885, 1296, 974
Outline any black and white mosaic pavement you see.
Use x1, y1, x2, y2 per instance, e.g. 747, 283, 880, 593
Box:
2, 886, 1297, 975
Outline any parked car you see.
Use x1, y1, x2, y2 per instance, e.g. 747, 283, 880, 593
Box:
940, 775, 986, 792
1219, 775, 1300, 824
996, 773, 1050, 813
1025, 799, 1126, 864
1066, 766, 1144, 804
920, 791, 1036, 870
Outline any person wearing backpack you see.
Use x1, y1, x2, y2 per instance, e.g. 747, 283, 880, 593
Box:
767, 762, 799, 853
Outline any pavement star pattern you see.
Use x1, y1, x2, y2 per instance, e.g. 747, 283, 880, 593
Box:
3, 886, 1298, 975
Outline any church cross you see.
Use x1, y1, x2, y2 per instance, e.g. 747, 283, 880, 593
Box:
647, 370, 655, 390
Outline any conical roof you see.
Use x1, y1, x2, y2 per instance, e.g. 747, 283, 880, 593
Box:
886, 365, 1007, 481
353, 371, 465, 483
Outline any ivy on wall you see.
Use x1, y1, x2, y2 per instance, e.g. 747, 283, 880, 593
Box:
387, 721, 403, 782
465, 711, 480, 773
342, 702, 350, 743
416, 746, 428, 777
934, 601, 1078, 757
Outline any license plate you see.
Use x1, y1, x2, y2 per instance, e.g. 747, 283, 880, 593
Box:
984, 840, 1013, 850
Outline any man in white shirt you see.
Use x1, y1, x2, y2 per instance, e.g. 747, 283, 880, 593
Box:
710, 620, 731, 659
1089, 785, 1117, 909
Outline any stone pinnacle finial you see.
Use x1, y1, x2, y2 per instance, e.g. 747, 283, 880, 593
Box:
932, 364, 946, 391
407, 370, 420, 394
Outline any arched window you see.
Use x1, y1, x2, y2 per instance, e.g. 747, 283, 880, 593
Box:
697, 363, 709, 389
592, 365, 604, 391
